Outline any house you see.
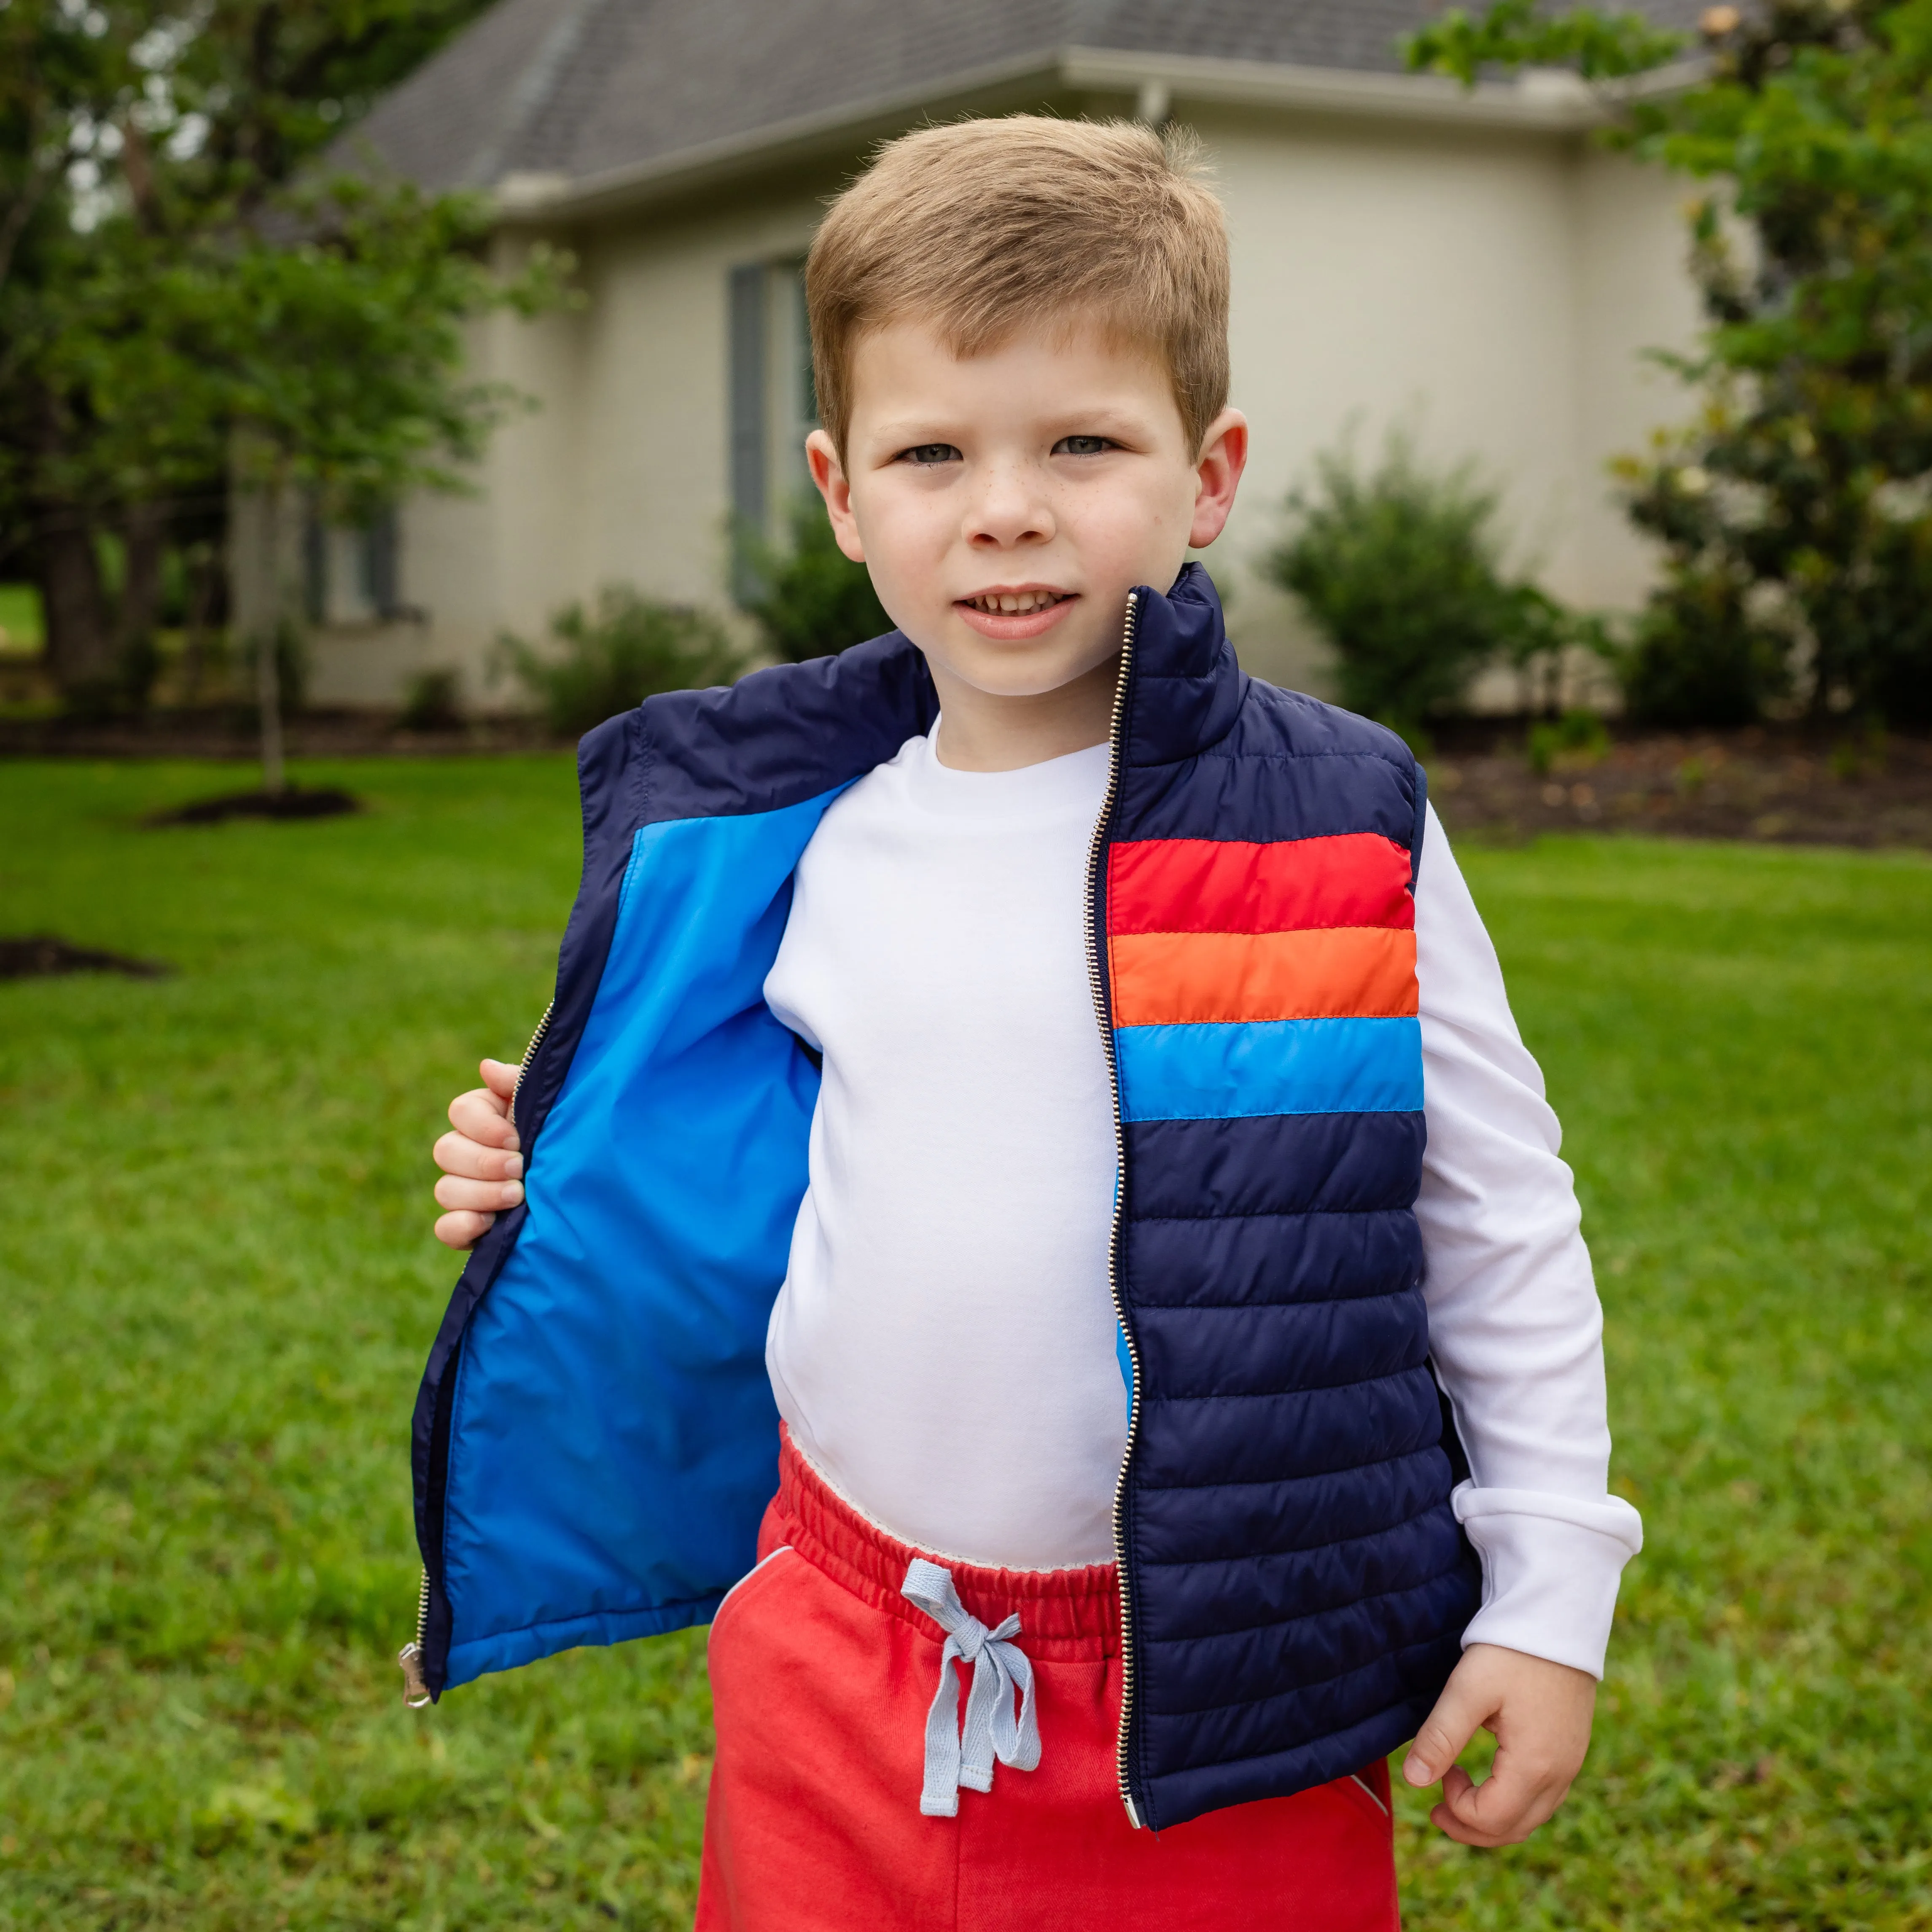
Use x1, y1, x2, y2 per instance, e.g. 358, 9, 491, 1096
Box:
278, 0, 1709, 710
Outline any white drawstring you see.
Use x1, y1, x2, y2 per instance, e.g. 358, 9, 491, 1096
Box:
900, 1556, 1041, 1817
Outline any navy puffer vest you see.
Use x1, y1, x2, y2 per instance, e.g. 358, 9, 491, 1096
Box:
407, 564, 1479, 1832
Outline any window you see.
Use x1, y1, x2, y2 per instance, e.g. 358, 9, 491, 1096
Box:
727, 258, 815, 597
303, 508, 400, 626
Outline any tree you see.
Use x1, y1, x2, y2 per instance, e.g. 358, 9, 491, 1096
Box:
1407, 3, 1932, 726
0, 0, 562, 774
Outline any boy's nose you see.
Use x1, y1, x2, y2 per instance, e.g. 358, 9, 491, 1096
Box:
963, 464, 1056, 547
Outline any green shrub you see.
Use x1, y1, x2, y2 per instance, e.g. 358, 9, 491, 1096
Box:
396, 667, 464, 731
1618, 567, 1789, 729
738, 497, 892, 662
499, 588, 745, 738
1267, 433, 1536, 731
1527, 708, 1610, 776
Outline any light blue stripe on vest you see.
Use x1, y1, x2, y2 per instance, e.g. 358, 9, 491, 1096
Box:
1114, 1015, 1423, 1123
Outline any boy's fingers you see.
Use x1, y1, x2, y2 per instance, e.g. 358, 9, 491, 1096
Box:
432, 1063, 525, 1252
1413, 1647, 1596, 1846
433, 1129, 524, 1182
481, 1057, 521, 1100
435, 1174, 525, 1214
1403, 1671, 1490, 1789
1430, 1750, 1571, 1847
449, 1087, 519, 1149
433, 1208, 496, 1249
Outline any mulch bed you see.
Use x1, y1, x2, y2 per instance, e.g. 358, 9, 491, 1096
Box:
1, 936, 171, 980
1428, 724, 1932, 851
146, 786, 362, 826
3, 706, 1927, 850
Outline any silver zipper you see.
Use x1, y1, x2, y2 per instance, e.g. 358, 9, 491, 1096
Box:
400, 999, 556, 1707
509, 998, 556, 1135
1083, 591, 1144, 1827
398, 1570, 432, 1707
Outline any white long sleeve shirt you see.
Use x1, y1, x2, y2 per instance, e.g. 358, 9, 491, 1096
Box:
764, 727, 1641, 1678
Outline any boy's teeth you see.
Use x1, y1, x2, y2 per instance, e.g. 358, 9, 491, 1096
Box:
973, 592, 1059, 613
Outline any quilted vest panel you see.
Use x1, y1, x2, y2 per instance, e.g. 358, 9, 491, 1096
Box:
1101, 573, 1480, 1831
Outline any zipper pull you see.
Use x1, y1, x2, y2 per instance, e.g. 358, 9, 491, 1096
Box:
398, 1641, 433, 1708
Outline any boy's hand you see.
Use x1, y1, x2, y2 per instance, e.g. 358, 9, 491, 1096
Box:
1401, 1643, 1597, 1846
432, 1058, 524, 1249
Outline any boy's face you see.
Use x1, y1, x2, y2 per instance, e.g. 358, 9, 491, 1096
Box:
807, 317, 1246, 713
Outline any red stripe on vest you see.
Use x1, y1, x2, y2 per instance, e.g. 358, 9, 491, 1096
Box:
1107, 834, 1414, 937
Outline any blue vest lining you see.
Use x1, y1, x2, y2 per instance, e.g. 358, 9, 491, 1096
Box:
438, 794, 845, 1687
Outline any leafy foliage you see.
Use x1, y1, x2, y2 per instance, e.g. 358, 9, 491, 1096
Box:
1409, 2, 1932, 726
737, 497, 893, 663
1267, 433, 1574, 730
1403, 0, 1691, 81
500, 588, 746, 739
397, 665, 464, 732
1617, 559, 1792, 727
0, 0, 562, 712
1525, 706, 1610, 776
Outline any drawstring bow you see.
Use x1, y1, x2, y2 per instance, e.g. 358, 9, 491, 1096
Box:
900, 1555, 1041, 1817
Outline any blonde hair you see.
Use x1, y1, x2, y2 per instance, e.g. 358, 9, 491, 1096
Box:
806, 115, 1230, 460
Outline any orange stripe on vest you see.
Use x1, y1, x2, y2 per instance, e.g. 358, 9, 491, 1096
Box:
1109, 927, 1419, 1028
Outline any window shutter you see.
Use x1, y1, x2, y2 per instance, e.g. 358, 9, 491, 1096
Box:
728, 262, 767, 602
302, 508, 326, 626
366, 509, 400, 618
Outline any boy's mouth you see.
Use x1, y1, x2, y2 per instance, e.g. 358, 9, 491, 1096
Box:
954, 587, 1079, 642
961, 589, 1070, 615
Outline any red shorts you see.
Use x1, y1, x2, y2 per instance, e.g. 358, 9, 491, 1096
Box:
697, 1430, 1400, 1931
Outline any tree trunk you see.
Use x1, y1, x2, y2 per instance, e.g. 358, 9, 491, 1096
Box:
180, 541, 216, 702
116, 500, 166, 653
257, 616, 285, 795
37, 509, 115, 698
111, 500, 168, 709
255, 479, 293, 794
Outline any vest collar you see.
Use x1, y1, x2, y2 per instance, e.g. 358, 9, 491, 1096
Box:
1122, 562, 1249, 772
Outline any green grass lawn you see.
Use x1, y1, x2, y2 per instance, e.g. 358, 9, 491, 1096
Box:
1, 758, 1927, 1929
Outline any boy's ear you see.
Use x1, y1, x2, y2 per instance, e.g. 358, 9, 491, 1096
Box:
1188, 408, 1249, 552
806, 430, 867, 564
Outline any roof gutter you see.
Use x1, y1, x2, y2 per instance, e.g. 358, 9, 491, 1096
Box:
1062, 46, 1604, 133
494, 44, 1704, 226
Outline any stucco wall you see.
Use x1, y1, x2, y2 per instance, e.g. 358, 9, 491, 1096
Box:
305, 105, 1701, 711
1199, 107, 1701, 693
307, 187, 837, 708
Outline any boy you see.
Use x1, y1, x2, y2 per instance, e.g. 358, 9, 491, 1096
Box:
417, 117, 1641, 1927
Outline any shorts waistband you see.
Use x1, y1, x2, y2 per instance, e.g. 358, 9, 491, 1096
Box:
772, 1427, 1121, 1663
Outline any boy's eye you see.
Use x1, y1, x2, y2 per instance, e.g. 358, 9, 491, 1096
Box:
1054, 434, 1116, 457
896, 442, 962, 466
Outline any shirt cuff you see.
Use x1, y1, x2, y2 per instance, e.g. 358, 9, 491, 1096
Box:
1450, 1483, 1644, 1679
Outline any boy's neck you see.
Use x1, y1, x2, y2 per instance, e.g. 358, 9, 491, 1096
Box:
926, 652, 1121, 772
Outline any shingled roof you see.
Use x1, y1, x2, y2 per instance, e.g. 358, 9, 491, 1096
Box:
351, 0, 1709, 217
